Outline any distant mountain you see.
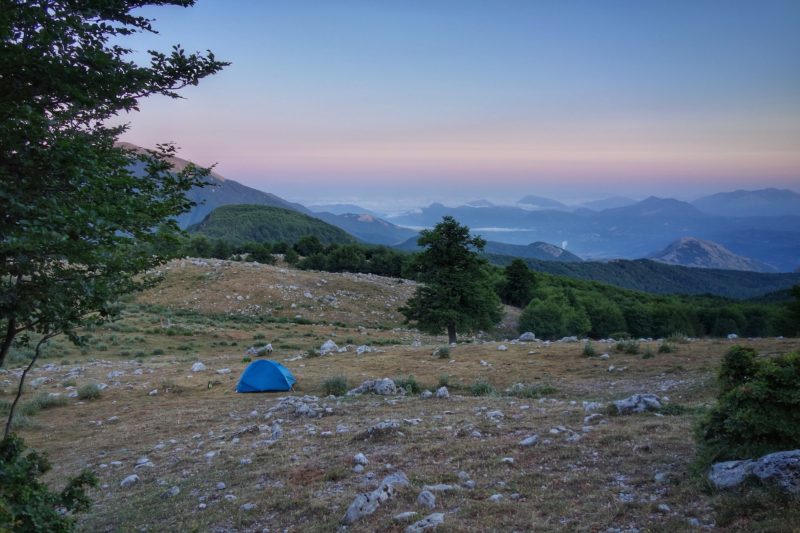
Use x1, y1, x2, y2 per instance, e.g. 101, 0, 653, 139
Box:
517, 195, 567, 209
119, 143, 310, 228
309, 204, 381, 217
313, 212, 417, 246
648, 237, 776, 273
187, 205, 356, 245
578, 196, 636, 211
463, 199, 495, 208
486, 256, 800, 300
396, 236, 581, 262
692, 188, 800, 217
599, 196, 705, 219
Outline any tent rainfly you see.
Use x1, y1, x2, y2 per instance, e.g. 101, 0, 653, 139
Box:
236, 360, 296, 393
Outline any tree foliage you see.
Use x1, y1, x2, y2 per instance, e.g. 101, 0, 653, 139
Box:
498, 258, 536, 307
400, 217, 501, 343
0, 1, 227, 367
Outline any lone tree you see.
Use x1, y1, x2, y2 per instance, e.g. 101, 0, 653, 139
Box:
401, 216, 502, 344
499, 258, 536, 307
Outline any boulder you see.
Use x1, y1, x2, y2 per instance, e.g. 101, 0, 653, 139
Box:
343, 472, 410, 524
519, 435, 539, 447
435, 386, 449, 399
417, 490, 436, 509
405, 513, 445, 532
190, 362, 206, 372
320, 339, 338, 355
518, 332, 536, 342
612, 394, 662, 415
497, 344, 508, 351
356, 345, 373, 355
120, 474, 139, 488
347, 378, 397, 396
710, 450, 800, 494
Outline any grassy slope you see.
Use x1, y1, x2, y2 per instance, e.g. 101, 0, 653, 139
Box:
187, 204, 358, 245
4, 260, 799, 532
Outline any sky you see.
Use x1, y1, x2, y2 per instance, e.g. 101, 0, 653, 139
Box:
115, 0, 800, 210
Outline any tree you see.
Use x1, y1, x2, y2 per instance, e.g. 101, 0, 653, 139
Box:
400, 216, 501, 343
1, 0, 227, 431
499, 258, 536, 307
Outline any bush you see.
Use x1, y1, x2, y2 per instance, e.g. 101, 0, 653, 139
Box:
394, 375, 421, 394
322, 376, 348, 397
437, 374, 451, 388
152, 348, 165, 356
19, 394, 68, 417
469, 380, 495, 396
242, 356, 252, 363
615, 340, 640, 355
77, 384, 102, 401
658, 341, 675, 353
696, 347, 800, 466
0, 435, 97, 532
582, 341, 596, 357
641, 347, 655, 359
436, 346, 450, 359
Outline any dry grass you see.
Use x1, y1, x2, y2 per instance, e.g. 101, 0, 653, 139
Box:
4, 259, 798, 532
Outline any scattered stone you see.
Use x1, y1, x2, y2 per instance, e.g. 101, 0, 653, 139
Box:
394, 512, 419, 522
727, 333, 738, 340
353, 464, 365, 474
519, 435, 539, 447
29, 377, 49, 388
343, 471, 410, 523
600, 354, 610, 360
224, 494, 237, 502
216, 368, 231, 375
190, 362, 207, 372
405, 512, 445, 533
120, 474, 139, 488
216, 482, 227, 490
356, 345, 373, 355
162, 486, 180, 498
435, 386, 449, 399
347, 378, 397, 396
497, 344, 508, 351
486, 410, 504, 420
271, 422, 283, 440
360, 419, 401, 440
657, 503, 671, 513
420, 390, 433, 399
488, 493, 503, 502
612, 394, 662, 415
417, 490, 436, 509
148, 389, 158, 396
583, 401, 602, 412
709, 449, 800, 494
134, 457, 154, 469
422, 483, 459, 492
240, 503, 256, 512
320, 339, 338, 355
502, 457, 515, 465
584, 413, 605, 425
518, 332, 536, 342
354, 452, 368, 465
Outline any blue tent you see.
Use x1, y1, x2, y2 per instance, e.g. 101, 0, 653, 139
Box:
236, 360, 296, 393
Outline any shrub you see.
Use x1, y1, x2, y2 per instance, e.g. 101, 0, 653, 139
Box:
322, 376, 348, 397
0, 435, 97, 532
242, 356, 252, 363
152, 348, 165, 356
469, 380, 495, 396
253, 333, 266, 340
615, 340, 640, 355
696, 347, 800, 466
582, 341, 596, 357
437, 374, 451, 388
641, 347, 655, 359
306, 348, 320, 358
77, 384, 102, 401
610, 331, 631, 340
19, 394, 68, 417
394, 375, 421, 394
658, 342, 675, 354
507, 383, 557, 398
436, 346, 450, 359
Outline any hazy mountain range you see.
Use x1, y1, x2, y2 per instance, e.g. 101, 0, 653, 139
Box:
125, 144, 799, 273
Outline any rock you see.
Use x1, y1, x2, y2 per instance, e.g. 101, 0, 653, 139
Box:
107, 371, 124, 379
497, 344, 508, 351
420, 390, 433, 399
583, 401, 602, 412
148, 389, 158, 396
224, 494, 237, 502
519, 435, 539, 447
422, 483, 458, 492
361, 419, 401, 439
216, 368, 231, 374
354, 452, 368, 465
501, 457, 515, 465
488, 493, 503, 502
320, 339, 338, 355
347, 378, 397, 396
709, 449, 800, 494
417, 490, 436, 509
518, 332, 536, 342
343, 471, 410, 523
463, 480, 476, 489
216, 482, 227, 490
657, 503, 671, 513
584, 413, 605, 425
405, 513, 445, 533
271, 422, 283, 440
162, 486, 180, 498
190, 362, 206, 372
612, 394, 662, 415
727, 333, 738, 340
394, 511, 419, 522
435, 386, 449, 399
486, 410, 504, 420
600, 353, 610, 360
356, 345, 373, 355
120, 474, 139, 488
353, 464, 365, 473
134, 457, 154, 469
240, 503, 256, 511
29, 377, 49, 388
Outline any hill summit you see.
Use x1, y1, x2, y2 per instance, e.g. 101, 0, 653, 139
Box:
648, 236, 775, 273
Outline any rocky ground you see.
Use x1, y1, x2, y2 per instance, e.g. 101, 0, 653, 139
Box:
1, 259, 799, 532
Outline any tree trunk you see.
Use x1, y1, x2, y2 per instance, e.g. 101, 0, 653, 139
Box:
0, 318, 15, 369
447, 324, 456, 344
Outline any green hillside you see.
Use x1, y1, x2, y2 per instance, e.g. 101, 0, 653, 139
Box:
187, 205, 357, 245
486, 255, 800, 300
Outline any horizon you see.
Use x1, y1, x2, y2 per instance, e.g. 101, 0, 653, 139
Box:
114, 1, 800, 208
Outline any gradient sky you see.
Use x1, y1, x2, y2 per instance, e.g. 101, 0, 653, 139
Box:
115, 0, 800, 209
